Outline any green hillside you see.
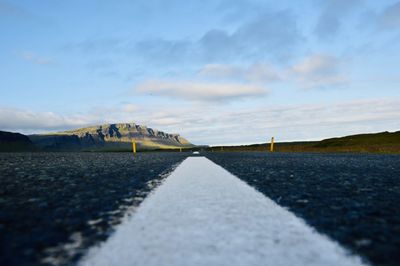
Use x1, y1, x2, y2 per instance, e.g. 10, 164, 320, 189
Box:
208, 131, 400, 154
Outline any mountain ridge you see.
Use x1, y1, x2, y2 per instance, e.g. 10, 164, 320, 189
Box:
2, 128, 399, 153
28, 123, 193, 151
0, 131, 37, 152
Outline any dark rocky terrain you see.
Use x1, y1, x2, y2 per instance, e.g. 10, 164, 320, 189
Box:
0, 152, 188, 266
206, 152, 400, 266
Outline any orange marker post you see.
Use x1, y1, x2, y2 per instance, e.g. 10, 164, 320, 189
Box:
270, 137, 274, 152
132, 141, 137, 154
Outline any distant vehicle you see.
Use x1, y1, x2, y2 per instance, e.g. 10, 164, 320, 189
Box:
193, 151, 200, 155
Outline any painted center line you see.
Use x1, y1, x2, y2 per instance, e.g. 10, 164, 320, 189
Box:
78, 157, 368, 266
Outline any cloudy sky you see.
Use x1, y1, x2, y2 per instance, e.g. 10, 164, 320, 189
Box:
1, 0, 399, 145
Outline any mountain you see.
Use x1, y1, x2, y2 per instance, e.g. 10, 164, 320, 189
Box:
0, 131, 36, 152
209, 131, 400, 154
29, 123, 194, 151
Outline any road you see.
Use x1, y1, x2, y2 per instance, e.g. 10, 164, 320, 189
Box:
206, 152, 400, 266
79, 156, 367, 266
1, 152, 399, 266
0, 152, 187, 266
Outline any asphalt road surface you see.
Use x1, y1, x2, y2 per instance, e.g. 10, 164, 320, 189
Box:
0, 152, 188, 266
78, 157, 366, 266
1, 151, 399, 266
206, 152, 400, 266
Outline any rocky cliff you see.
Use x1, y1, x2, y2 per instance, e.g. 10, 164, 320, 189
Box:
0, 131, 36, 152
29, 123, 193, 151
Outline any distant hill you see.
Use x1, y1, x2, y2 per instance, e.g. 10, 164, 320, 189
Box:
209, 131, 400, 154
0, 131, 36, 152
28, 123, 194, 151
314, 131, 400, 148
2, 127, 399, 153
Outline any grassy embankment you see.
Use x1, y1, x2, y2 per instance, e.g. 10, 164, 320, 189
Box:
206, 131, 400, 154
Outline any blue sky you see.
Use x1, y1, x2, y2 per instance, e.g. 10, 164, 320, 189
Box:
0, 0, 399, 145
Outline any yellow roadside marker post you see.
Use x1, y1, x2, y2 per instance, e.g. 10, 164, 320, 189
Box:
132, 141, 137, 154
180, 147, 182, 152
270, 137, 274, 152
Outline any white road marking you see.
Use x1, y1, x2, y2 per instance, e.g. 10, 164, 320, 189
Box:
78, 157, 368, 266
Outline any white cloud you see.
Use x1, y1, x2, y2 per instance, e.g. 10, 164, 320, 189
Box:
291, 54, 348, 89
1, 98, 399, 145
20, 51, 54, 65
135, 80, 267, 101
0, 107, 94, 132
175, 98, 400, 145
131, 10, 302, 65
198, 54, 347, 90
199, 63, 280, 83
245, 64, 281, 82
139, 98, 400, 145
122, 104, 138, 113
199, 64, 238, 79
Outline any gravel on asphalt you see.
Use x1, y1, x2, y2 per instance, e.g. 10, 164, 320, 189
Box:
0, 152, 188, 266
206, 152, 400, 266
